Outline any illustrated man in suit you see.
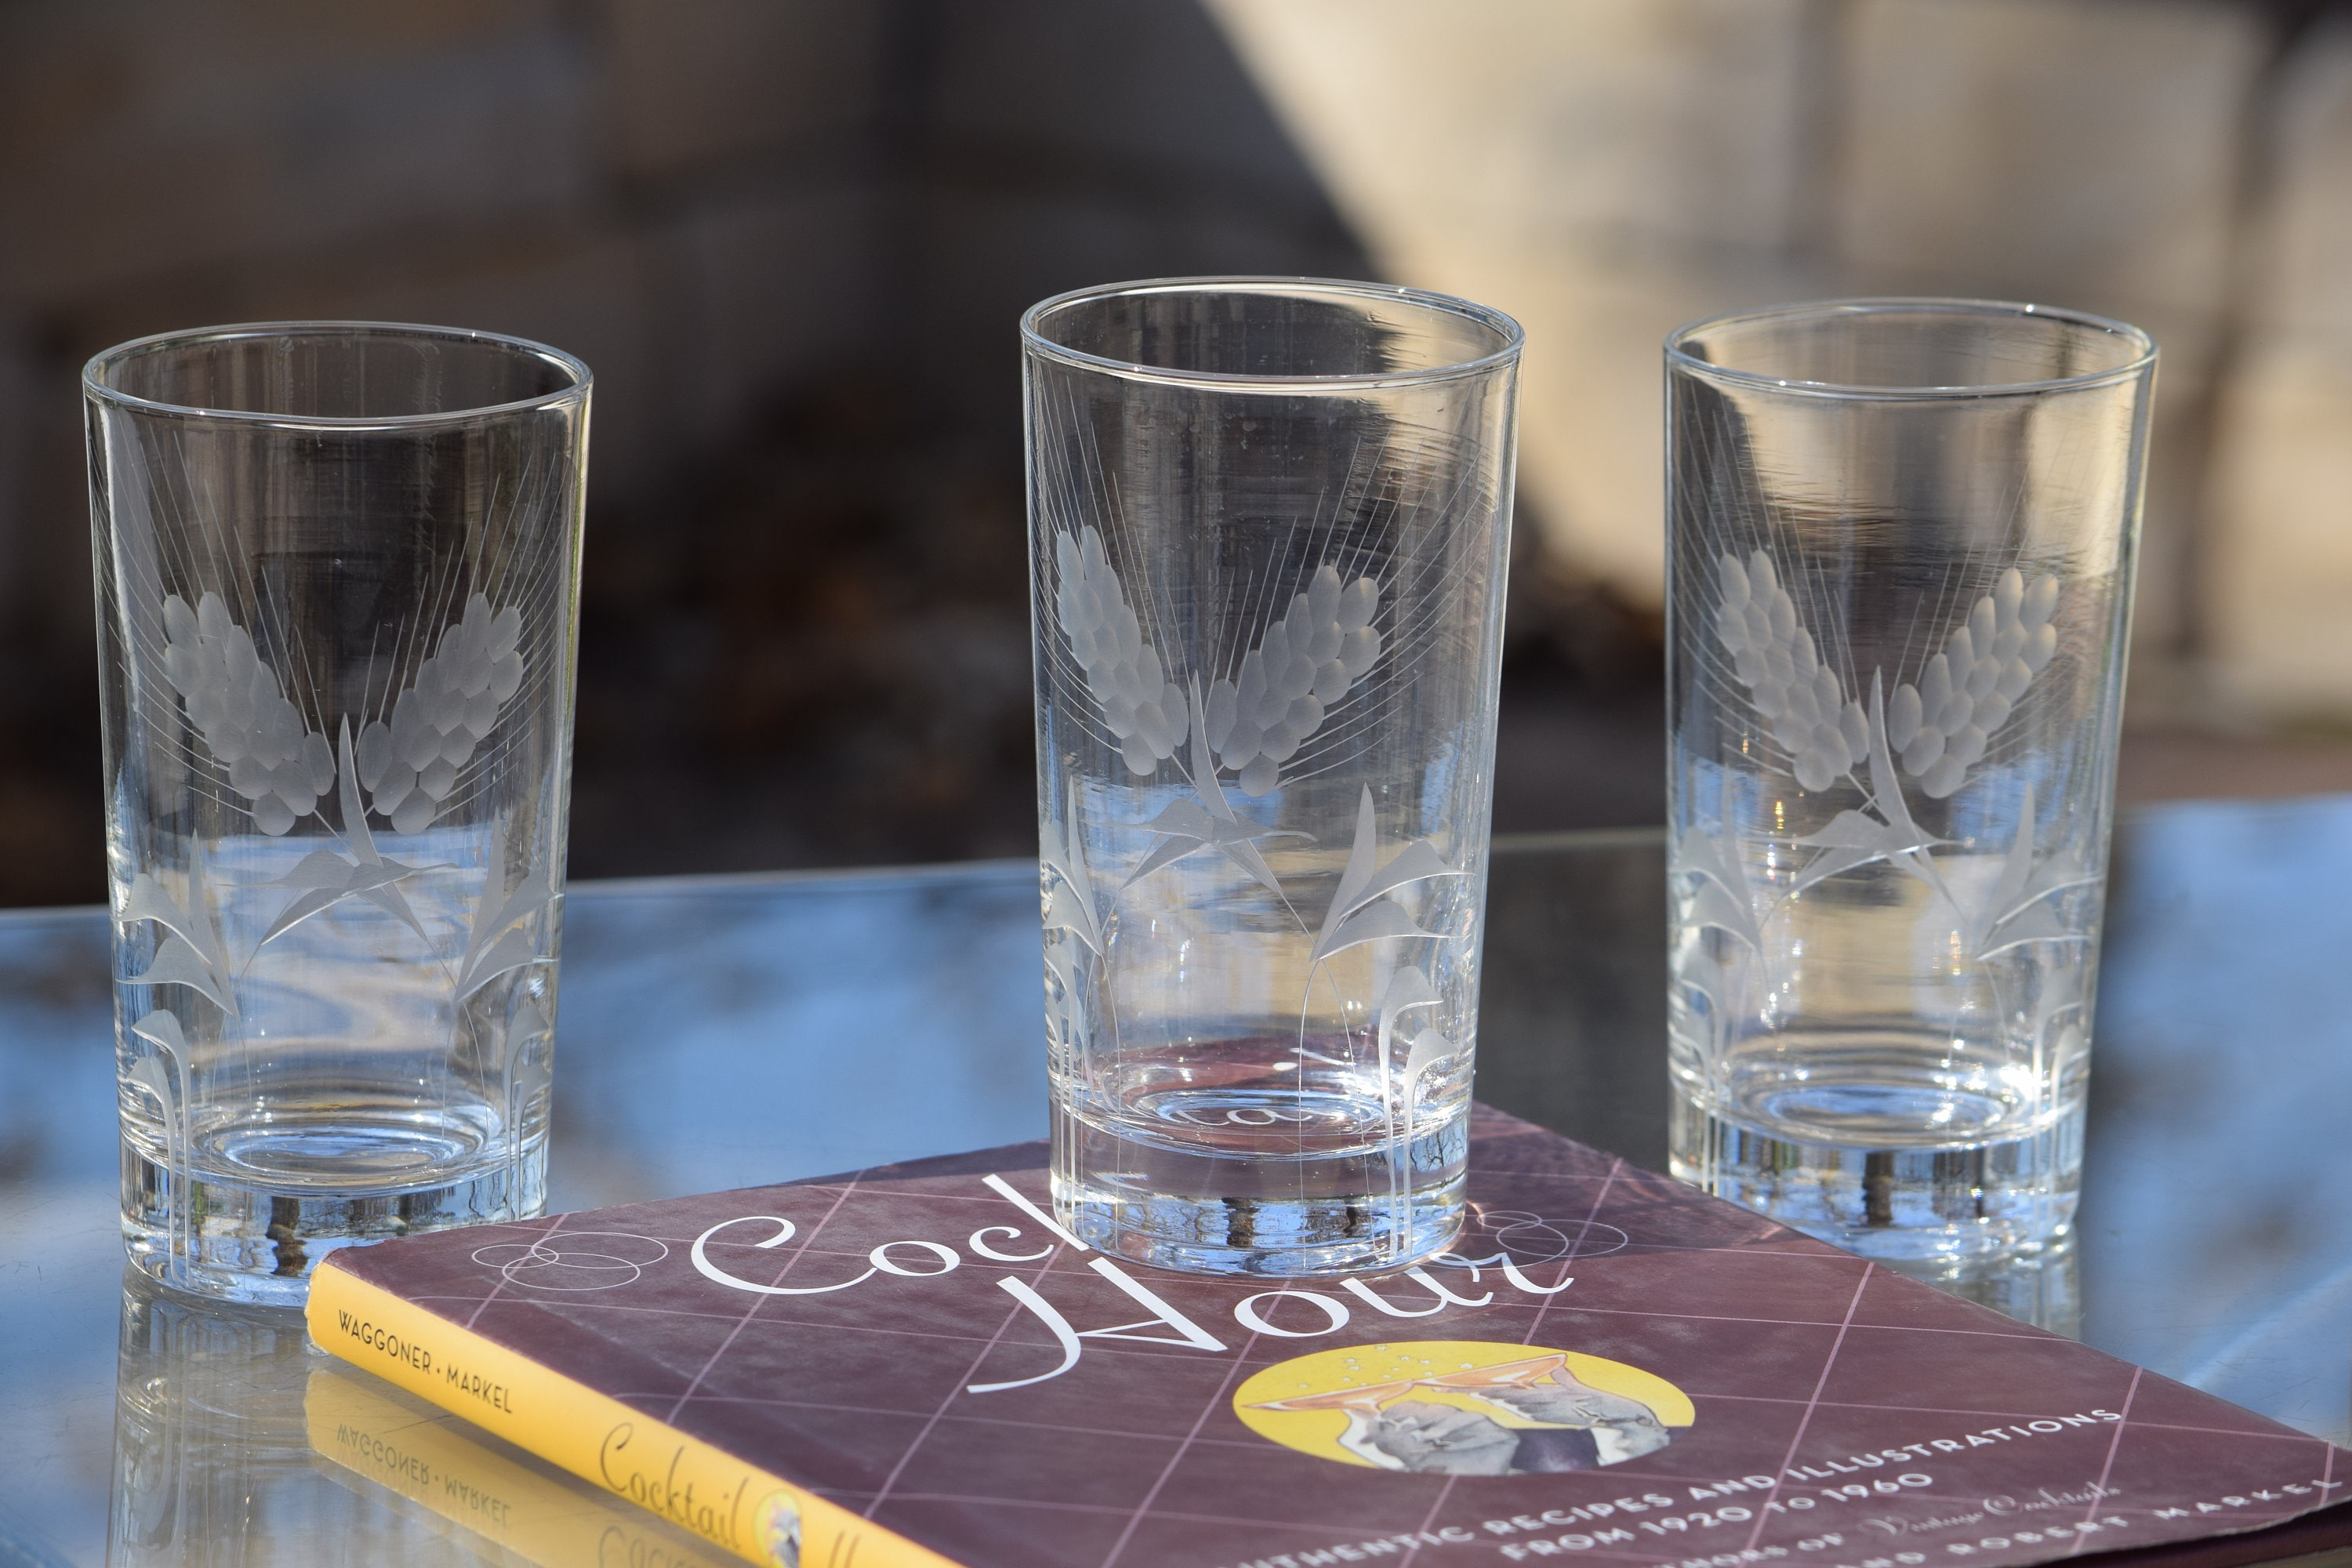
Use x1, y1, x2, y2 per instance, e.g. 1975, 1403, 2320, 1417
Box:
1267, 1354, 1673, 1475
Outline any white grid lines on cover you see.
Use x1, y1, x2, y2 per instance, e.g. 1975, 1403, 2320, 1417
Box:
2067, 1367, 2143, 1555
663, 1171, 866, 1424
1096, 1318, 1265, 1566
862, 1238, 1067, 1519
829, 1489, 2347, 1554
1737, 1263, 1874, 1551
633, 1389, 2332, 1454
412, 1278, 2067, 1347
424, 1247, 2331, 1456
436, 1178, 2348, 1568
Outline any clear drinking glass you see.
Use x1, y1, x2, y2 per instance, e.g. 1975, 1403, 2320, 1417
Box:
1025, 277, 1523, 1276
88, 322, 590, 1303
1666, 299, 2155, 1261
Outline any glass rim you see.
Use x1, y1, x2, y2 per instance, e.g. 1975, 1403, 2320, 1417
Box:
1665, 297, 2157, 401
82, 320, 593, 429
1020, 274, 1525, 390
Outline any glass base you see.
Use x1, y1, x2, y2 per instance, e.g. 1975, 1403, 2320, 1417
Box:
122, 1136, 546, 1305
1051, 1100, 1467, 1276
1670, 1089, 2081, 1263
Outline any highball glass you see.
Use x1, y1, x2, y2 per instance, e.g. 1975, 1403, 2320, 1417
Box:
1666, 299, 2155, 1260
1025, 277, 1523, 1276
88, 322, 590, 1302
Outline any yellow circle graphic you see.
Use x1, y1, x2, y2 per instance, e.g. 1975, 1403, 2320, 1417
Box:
1234, 1341, 1693, 1476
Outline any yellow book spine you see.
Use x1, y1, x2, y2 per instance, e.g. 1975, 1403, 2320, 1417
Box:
307, 1260, 962, 1568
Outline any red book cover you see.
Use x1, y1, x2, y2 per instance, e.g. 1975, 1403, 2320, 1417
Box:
309, 1106, 2350, 1568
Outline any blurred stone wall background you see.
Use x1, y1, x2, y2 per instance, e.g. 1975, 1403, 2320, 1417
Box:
2, 0, 2348, 904
0, 0, 1379, 901
1212, 0, 2352, 717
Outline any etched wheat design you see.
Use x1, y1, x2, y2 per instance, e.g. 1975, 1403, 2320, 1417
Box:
1711, 551, 1866, 792
158, 591, 336, 835
1885, 568, 2060, 799
1712, 551, 2062, 804
354, 591, 528, 833
1204, 564, 1382, 796
1053, 525, 1188, 776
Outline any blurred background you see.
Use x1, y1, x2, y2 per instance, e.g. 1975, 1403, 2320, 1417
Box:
4, 0, 2350, 905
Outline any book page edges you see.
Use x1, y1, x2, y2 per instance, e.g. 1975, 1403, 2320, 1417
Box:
305, 1258, 963, 1568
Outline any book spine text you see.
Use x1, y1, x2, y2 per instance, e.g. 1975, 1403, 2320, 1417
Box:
307, 1259, 960, 1568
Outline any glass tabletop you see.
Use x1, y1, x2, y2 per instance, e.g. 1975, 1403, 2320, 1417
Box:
3, 800, 2347, 1565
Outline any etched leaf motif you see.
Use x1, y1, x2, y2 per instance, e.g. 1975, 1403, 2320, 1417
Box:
1203, 564, 1382, 796
126, 1009, 193, 1265
129, 1007, 189, 1061
1319, 898, 1441, 958
505, 996, 556, 1120
357, 592, 527, 833
1671, 929, 1731, 1059
245, 722, 441, 959
255, 848, 427, 949
1885, 568, 2061, 799
1038, 781, 1105, 1086
1040, 781, 1104, 956
1671, 826, 1762, 950
1053, 526, 1186, 776
1399, 1022, 1450, 1087
1789, 810, 1935, 896
1776, 674, 1951, 900
456, 815, 553, 1000
1127, 684, 1308, 896
1966, 782, 2097, 961
119, 862, 237, 1018
1044, 938, 1094, 1086
125, 936, 235, 1014
159, 591, 334, 834
1309, 787, 1460, 964
122, 868, 234, 999
1375, 964, 1442, 1105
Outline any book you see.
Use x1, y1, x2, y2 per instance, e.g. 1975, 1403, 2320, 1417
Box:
307, 1105, 2351, 1568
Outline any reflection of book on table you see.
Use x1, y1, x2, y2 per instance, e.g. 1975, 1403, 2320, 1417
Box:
307, 1105, 2352, 1568
306, 1363, 736, 1568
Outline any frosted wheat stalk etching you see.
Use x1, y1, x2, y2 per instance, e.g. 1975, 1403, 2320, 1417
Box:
1710, 553, 2064, 826
91, 318, 589, 1296
1885, 568, 2060, 799
1054, 526, 1186, 775
1022, 275, 1524, 1276
1712, 551, 1865, 793
1663, 298, 2151, 1253
161, 592, 335, 835
135, 584, 546, 1021
1205, 564, 1383, 796
1042, 514, 1457, 1163
1688, 546, 2085, 975
1051, 525, 1386, 800
356, 591, 527, 834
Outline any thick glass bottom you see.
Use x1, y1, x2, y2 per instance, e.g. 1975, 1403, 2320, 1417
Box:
1051, 1093, 1467, 1276
122, 1116, 546, 1305
1670, 1087, 2081, 1262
